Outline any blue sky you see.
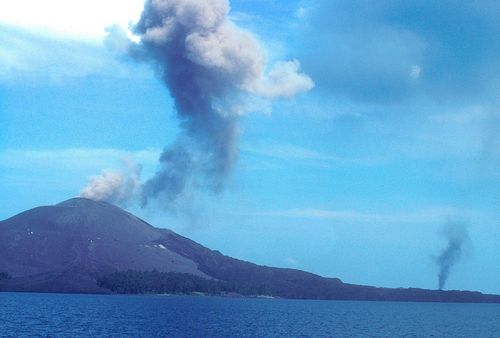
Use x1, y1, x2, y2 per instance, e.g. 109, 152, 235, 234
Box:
1, 0, 499, 294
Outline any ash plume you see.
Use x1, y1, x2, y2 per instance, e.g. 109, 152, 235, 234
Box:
436, 221, 470, 290
129, 0, 313, 208
80, 159, 142, 205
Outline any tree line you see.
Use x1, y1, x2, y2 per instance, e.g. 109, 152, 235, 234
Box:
96, 270, 271, 296
0, 272, 12, 280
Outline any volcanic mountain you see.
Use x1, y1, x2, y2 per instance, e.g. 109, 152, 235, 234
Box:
1, 198, 499, 303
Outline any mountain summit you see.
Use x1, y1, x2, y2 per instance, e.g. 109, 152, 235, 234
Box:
0, 198, 210, 292
0, 198, 341, 295
1, 198, 499, 302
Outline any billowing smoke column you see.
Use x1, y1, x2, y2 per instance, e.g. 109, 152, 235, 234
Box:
131, 0, 313, 207
80, 0, 312, 207
436, 221, 470, 290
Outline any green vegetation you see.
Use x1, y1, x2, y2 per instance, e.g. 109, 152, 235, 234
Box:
98, 270, 229, 295
0, 272, 12, 280
97, 270, 277, 296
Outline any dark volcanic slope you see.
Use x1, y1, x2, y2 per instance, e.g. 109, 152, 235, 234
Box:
1, 198, 499, 302
0, 198, 207, 292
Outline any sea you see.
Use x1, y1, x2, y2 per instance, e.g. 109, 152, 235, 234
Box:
0, 293, 499, 337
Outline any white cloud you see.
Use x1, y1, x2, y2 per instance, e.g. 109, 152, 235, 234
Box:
0, 1, 147, 82
258, 206, 479, 224
243, 143, 337, 162
0, 148, 160, 171
284, 257, 300, 266
250, 60, 314, 99
242, 143, 383, 167
0, 0, 143, 41
410, 65, 421, 79
296, 7, 307, 19
429, 105, 491, 124
0, 26, 152, 83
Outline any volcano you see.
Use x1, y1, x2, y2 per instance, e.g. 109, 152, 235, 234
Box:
1, 198, 499, 303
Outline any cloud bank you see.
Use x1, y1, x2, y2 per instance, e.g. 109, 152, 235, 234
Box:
299, 0, 500, 103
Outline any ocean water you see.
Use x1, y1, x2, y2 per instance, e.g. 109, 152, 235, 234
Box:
0, 293, 499, 337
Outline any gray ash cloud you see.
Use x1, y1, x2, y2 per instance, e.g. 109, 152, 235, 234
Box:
131, 0, 313, 208
81, 0, 313, 209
